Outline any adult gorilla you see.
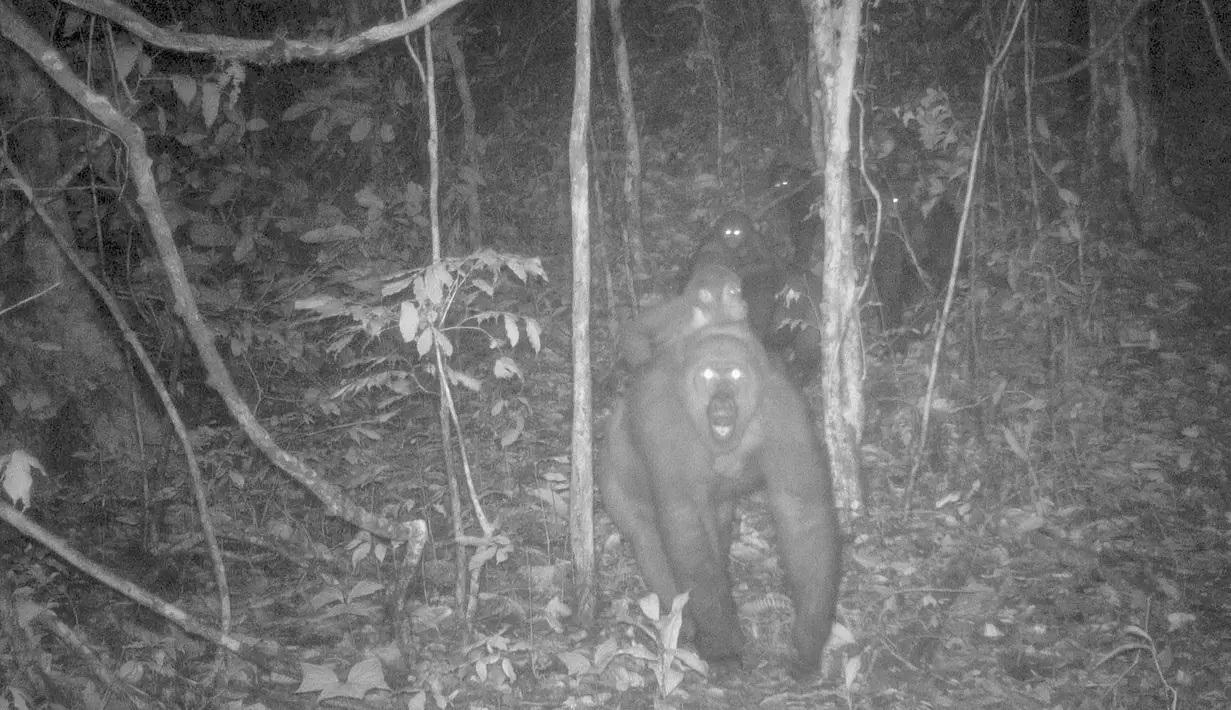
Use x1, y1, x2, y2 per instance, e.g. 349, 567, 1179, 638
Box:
598, 321, 841, 678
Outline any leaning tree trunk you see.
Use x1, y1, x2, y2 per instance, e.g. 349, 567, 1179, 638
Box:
0, 37, 167, 476
1085, 0, 1178, 242
762, 0, 807, 85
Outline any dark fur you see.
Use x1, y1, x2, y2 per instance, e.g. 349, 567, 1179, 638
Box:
769, 164, 823, 266
871, 193, 959, 330
599, 322, 841, 678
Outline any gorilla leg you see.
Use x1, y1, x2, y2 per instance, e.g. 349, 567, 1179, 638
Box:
627, 366, 746, 659
597, 399, 686, 609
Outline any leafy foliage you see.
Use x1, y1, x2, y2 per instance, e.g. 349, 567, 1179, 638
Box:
294, 249, 545, 402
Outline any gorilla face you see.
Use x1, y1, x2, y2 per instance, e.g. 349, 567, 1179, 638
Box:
682, 330, 763, 449
715, 211, 754, 251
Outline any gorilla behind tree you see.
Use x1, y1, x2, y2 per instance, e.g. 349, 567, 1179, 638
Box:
871, 186, 960, 332
599, 319, 841, 678
764, 267, 824, 383
690, 210, 782, 277
768, 163, 823, 266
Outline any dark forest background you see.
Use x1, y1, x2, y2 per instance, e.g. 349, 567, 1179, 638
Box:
2, 0, 1230, 707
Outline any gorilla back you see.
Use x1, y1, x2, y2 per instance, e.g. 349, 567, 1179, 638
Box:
598, 322, 841, 678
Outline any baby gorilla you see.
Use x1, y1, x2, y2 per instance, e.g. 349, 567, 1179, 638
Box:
618, 264, 747, 368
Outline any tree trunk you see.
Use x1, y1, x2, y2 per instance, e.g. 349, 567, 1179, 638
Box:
803, 0, 867, 512
762, 0, 807, 85
439, 23, 483, 253
606, 0, 645, 277
0, 39, 167, 476
1085, 0, 1178, 243
569, 0, 597, 632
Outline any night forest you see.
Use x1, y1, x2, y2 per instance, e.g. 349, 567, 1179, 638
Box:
1, 0, 1229, 707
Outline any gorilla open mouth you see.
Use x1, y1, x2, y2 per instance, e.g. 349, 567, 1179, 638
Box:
707, 392, 738, 443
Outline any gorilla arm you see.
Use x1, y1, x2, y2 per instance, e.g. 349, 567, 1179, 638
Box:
753, 378, 840, 677
596, 397, 684, 606
598, 357, 745, 659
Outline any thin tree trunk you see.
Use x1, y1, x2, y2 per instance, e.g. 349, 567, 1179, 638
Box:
700, 0, 727, 182
804, 0, 867, 512
569, 0, 597, 630
440, 23, 483, 252
1088, 0, 1174, 241
606, 0, 645, 276
0, 37, 168, 475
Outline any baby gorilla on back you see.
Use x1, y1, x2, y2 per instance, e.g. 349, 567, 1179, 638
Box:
687, 209, 823, 383
618, 264, 747, 368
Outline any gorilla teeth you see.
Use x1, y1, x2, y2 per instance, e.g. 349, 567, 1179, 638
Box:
712, 424, 734, 440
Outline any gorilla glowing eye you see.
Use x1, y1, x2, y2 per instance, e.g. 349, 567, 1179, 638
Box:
701, 367, 718, 381
730, 368, 743, 381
